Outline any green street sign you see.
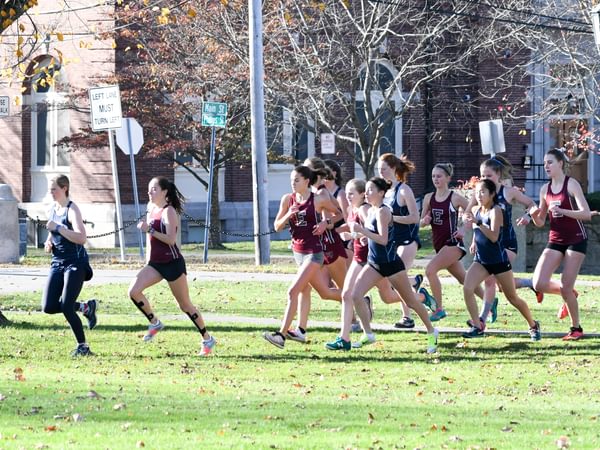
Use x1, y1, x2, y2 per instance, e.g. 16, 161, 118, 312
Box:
201, 101, 228, 128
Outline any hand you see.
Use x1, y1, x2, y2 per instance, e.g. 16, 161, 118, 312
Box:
137, 219, 149, 233
46, 220, 59, 232
288, 204, 300, 219
312, 220, 327, 236
44, 240, 53, 253
469, 242, 476, 255
548, 204, 562, 216
462, 212, 474, 226
421, 214, 431, 226
452, 227, 465, 240
516, 215, 531, 227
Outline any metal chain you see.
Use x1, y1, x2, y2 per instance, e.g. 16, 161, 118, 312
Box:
24, 211, 277, 239
181, 212, 276, 238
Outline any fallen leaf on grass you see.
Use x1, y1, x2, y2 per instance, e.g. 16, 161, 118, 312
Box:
136, 441, 145, 448
368, 412, 375, 424
502, 426, 513, 432
14, 367, 25, 381
556, 435, 570, 448
113, 403, 126, 411
87, 390, 102, 399
44, 425, 57, 432
339, 393, 349, 400
0, 393, 6, 401
72, 413, 83, 422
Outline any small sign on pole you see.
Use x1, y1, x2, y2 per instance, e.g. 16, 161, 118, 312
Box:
0, 96, 9, 116
479, 119, 506, 156
115, 118, 145, 260
89, 85, 122, 131
200, 101, 228, 263
321, 133, 335, 154
89, 85, 126, 261
201, 102, 228, 128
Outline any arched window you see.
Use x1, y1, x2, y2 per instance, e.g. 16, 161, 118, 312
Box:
23, 55, 70, 201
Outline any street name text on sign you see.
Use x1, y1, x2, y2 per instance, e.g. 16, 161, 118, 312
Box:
89, 85, 122, 131
201, 102, 227, 128
0, 96, 9, 117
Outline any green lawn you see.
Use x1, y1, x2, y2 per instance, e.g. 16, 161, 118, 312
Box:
2, 274, 600, 448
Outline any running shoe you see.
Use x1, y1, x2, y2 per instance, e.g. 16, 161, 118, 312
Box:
325, 336, 351, 351
489, 297, 499, 323
427, 328, 439, 354
419, 287, 438, 312
562, 326, 583, 341
364, 295, 373, 321
430, 308, 447, 322
530, 287, 544, 303
351, 333, 376, 348
263, 331, 285, 349
394, 316, 415, 329
286, 328, 307, 343
199, 335, 216, 356
529, 320, 541, 342
557, 303, 569, 320
83, 299, 98, 330
462, 326, 485, 339
466, 317, 486, 331
143, 320, 164, 342
71, 343, 92, 357
413, 274, 424, 291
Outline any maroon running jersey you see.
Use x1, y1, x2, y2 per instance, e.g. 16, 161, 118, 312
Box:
546, 176, 587, 245
148, 206, 183, 263
348, 207, 368, 264
289, 193, 323, 253
430, 191, 463, 252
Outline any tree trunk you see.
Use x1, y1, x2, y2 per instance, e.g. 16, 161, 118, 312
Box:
208, 168, 224, 249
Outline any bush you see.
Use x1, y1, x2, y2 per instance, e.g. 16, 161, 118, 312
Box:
585, 192, 600, 211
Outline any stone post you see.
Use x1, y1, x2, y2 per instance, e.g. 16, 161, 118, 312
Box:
0, 184, 19, 263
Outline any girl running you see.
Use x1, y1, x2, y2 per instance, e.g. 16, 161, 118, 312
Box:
378, 153, 436, 329
326, 177, 438, 353
528, 149, 596, 340
42, 175, 97, 357
128, 177, 216, 356
420, 163, 484, 321
463, 155, 538, 327
462, 179, 541, 341
325, 179, 406, 350
263, 165, 342, 349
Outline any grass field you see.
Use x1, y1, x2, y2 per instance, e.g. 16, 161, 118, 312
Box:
2, 266, 600, 448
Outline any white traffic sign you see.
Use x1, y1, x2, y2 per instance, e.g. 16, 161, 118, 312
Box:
479, 119, 506, 156
89, 85, 122, 131
0, 96, 9, 117
115, 118, 144, 155
202, 101, 227, 128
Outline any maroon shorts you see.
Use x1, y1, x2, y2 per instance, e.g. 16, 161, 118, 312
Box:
323, 230, 348, 265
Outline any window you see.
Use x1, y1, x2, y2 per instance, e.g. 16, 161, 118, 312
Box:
29, 57, 70, 169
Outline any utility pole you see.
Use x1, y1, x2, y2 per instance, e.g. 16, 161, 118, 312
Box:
248, 0, 271, 265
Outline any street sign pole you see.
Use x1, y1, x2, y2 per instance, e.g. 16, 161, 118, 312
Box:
203, 126, 217, 264
127, 124, 144, 260
108, 129, 126, 262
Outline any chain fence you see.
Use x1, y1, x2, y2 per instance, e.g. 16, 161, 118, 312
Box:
24, 211, 277, 241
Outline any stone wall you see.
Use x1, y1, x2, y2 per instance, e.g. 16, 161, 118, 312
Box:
526, 216, 600, 275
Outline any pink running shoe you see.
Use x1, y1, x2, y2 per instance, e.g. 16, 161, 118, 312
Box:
143, 320, 164, 342
199, 335, 216, 356
562, 326, 583, 341
557, 303, 569, 320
